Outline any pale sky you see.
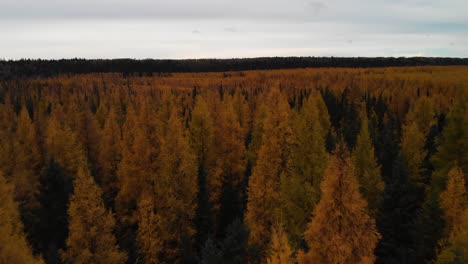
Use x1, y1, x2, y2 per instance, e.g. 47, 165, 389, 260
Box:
1, 0, 467, 59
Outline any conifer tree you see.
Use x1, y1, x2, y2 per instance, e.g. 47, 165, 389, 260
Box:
137, 110, 198, 263
281, 95, 328, 247
245, 88, 292, 253
136, 195, 160, 264
12, 107, 42, 203
62, 166, 126, 264
75, 109, 100, 174
352, 109, 384, 216
211, 98, 246, 234
116, 107, 153, 219
36, 158, 72, 264
376, 154, 419, 263
190, 95, 215, 245
432, 97, 468, 194
298, 148, 381, 264
200, 219, 249, 264
266, 223, 294, 264
435, 209, 468, 264
45, 115, 86, 177
0, 171, 44, 264
97, 109, 122, 204
405, 96, 436, 136
246, 100, 267, 169
12, 106, 43, 239
0, 100, 15, 177
440, 166, 466, 237
401, 121, 426, 185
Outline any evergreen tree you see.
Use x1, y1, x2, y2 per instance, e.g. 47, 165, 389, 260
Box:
201, 239, 222, 264
62, 166, 126, 264
376, 154, 419, 263
220, 219, 250, 264
201, 219, 249, 264
36, 158, 72, 264
298, 148, 380, 264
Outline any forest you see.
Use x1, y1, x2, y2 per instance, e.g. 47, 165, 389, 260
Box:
2, 57, 468, 80
0, 65, 467, 264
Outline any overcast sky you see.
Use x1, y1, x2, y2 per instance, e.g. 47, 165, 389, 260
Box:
1, 0, 467, 59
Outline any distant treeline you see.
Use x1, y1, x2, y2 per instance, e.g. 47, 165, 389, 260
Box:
1, 57, 468, 79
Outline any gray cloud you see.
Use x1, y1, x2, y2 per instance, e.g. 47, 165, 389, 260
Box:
307, 1, 326, 15
0, 0, 467, 58
224, 27, 237, 33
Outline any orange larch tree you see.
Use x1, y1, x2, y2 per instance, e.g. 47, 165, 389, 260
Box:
245, 88, 292, 254
298, 148, 381, 264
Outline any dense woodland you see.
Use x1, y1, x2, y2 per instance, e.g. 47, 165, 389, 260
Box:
2, 57, 468, 80
0, 66, 467, 264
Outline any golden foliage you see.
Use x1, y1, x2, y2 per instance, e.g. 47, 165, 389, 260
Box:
440, 166, 466, 236
0, 171, 44, 264
245, 88, 292, 252
62, 166, 126, 264
298, 150, 381, 264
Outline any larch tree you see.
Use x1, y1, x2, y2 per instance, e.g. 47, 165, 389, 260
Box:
432, 97, 468, 194
75, 108, 100, 175
211, 98, 246, 234
281, 95, 329, 247
352, 108, 384, 216
266, 222, 294, 264
136, 195, 160, 264
190, 95, 215, 245
137, 110, 198, 263
245, 88, 292, 253
297, 149, 381, 264
401, 121, 426, 185
13, 107, 42, 194
116, 107, 154, 221
0, 171, 44, 264
405, 96, 436, 136
12, 107, 42, 225
0, 100, 15, 178
246, 99, 267, 174
62, 166, 126, 264
440, 166, 466, 237
97, 109, 122, 205
45, 114, 86, 177
435, 209, 468, 264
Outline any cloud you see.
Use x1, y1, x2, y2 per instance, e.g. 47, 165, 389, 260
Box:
0, 0, 467, 58
307, 1, 326, 15
224, 27, 237, 33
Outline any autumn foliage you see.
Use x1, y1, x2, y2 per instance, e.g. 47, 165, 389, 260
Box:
0, 66, 466, 263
